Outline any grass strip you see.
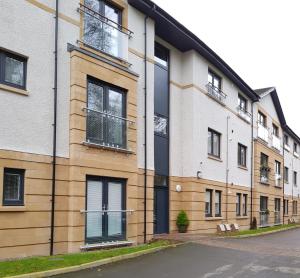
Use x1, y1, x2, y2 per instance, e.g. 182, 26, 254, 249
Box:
0, 240, 171, 277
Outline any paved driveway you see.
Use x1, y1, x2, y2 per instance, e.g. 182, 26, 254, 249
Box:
56, 228, 300, 278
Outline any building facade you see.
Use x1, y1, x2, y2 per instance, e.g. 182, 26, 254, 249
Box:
0, 0, 299, 259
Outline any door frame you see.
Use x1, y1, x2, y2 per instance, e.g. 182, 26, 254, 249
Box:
85, 175, 127, 244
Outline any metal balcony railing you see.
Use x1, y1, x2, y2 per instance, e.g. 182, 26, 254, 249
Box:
259, 211, 269, 227
284, 144, 291, 152
78, 3, 133, 61
258, 123, 269, 142
260, 172, 269, 183
84, 107, 134, 151
237, 106, 252, 123
272, 135, 281, 151
294, 151, 300, 158
206, 83, 227, 104
274, 211, 281, 225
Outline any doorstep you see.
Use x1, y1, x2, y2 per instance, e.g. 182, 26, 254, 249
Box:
80, 240, 134, 251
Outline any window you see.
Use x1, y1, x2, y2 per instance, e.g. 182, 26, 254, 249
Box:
284, 167, 289, 183
260, 196, 268, 212
275, 161, 281, 175
294, 142, 298, 153
0, 50, 27, 89
284, 135, 289, 146
154, 43, 168, 67
208, 129, 221, 158
238, 94, 247, 112
258, 111, 267, 127
215, 191, 221, 217
3, 168, 25, 206
293, 171, 297, 187
83, 0, 123, 58
284, 199, 289, 215
205, 189, 212, 217
272, 124, 279, 137
260, 153, 269, 183
293, 200, 297, 215
242, 194, 248, 216
154, 114, 168, 136
86, 78, 126, 148
208, 70, 221, 90
236, 193, 241, 216
275, 198, 281, 212
238, 143, 247, 167
154, 175, 168, 187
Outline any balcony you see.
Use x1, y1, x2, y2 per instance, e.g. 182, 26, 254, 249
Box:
78, 3, 133, 62
259, 211, 269, 227
84, 107, 134, 152
294, 151, 299, 158
272, 135, 281, 151
275, 174, 282, 187
237, 107, 252, 123
206, 83, 227, 105
258, 123, 269, 142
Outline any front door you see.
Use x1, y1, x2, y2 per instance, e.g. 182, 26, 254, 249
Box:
154, 175, 169, 234
86, 177, 125, 243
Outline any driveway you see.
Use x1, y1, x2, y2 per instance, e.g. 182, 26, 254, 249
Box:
56, 228, 300, 278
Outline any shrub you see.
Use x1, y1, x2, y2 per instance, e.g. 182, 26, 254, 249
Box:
176, 210, 189, 233
250, 217, 257, 230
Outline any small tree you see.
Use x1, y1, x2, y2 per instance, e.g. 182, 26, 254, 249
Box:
176, 210, 189, 233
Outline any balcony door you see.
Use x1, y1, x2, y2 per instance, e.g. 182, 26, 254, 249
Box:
86, 177, 125, 243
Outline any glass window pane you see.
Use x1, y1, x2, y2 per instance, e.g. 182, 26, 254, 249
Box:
154, 115, 167, 136
208, 130, 212, 155
4, 173, 21, 201
108, 181, 122, 237
213, 133, 220, 156
208, 72, 213, 84
5, 56, 24, 86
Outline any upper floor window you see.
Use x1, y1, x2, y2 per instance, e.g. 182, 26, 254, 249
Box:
3, 168, 25, 206
82, 0, 130, 60
208, 70, 221, 90
208, 129, 221, 158
260, 153, 269, 183
293, 171, 297, 187
238, 94, 247, 112
272, 124, 279, 137
0, 50, 27, 90
86, 77, 126, 149
284, 135, 289, 146
258, 111, 267, 127
238, 143, 247, 167
154, 43, 168, 68
294, 142, 298, 153
284, 167, 289, 183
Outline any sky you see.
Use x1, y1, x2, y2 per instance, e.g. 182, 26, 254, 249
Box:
152, 0, 300, 135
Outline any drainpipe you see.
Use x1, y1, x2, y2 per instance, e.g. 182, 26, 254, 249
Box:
50, 0, 59, 256
143, 15, 148, 244
250, 101, 254, 228
225, 116, 230, 222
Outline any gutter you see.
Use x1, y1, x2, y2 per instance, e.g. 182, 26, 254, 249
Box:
143, 15, 148, 244
50, 0, 59, 256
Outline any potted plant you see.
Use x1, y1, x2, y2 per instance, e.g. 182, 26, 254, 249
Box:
265, 209, 270, 215
176, 210, 189, 233
250, 217, 257, 230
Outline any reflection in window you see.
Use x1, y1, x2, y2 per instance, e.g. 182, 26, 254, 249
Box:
154, 115, 168, 136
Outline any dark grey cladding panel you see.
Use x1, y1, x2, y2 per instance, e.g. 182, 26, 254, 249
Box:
154, 135, 169, 176
154, 64, 169, 116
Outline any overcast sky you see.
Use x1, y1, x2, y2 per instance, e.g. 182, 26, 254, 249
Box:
153, 0, 300, 135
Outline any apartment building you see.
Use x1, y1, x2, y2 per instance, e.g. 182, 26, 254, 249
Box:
0, 0, 299, 259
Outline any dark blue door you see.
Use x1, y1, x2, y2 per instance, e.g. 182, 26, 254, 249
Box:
154, 186, 169, 234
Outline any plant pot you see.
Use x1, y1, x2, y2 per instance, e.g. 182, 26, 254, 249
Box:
178, 225, 188, 233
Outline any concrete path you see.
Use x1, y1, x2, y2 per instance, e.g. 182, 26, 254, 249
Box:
55, 228, 300, 278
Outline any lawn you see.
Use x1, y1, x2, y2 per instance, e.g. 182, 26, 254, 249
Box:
224, 223, 298, 237
0, 240, 171, 277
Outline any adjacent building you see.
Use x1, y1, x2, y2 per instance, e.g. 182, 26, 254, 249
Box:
0, 0, 299, 259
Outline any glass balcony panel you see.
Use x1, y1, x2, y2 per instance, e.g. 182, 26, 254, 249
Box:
206, 83, 226, 104
272, 135, 281, 151
258, 123, 269, 142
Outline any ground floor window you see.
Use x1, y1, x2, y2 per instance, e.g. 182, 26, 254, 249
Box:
215, 190, 221, 217
236, 193, 241, 216
85, 176, 126, 243
293, 200, 298, 215
242, 194, 248, 216
205, 189, 213, 217
284, 199, 289, 215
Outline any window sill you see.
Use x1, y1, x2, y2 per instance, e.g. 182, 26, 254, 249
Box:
236, 215, 249, 219
207, 155, 222, 162
238, 165, 248, 171
274, 185, 283, 189
260, 181, 270, 186
205, 216, 223, 221
83, 141, 134, 154
0, 206, 26, 212
236, 113, 251, 124
0, 83, 28, 96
